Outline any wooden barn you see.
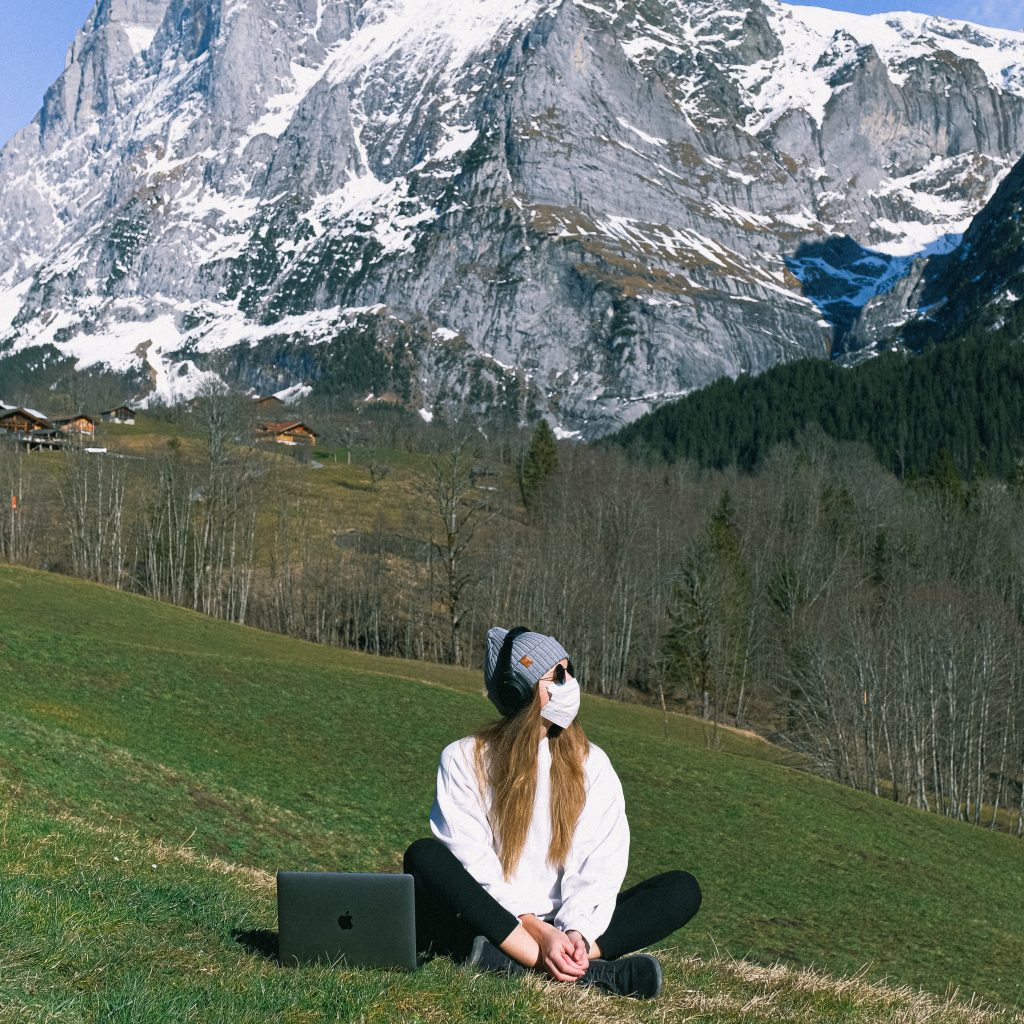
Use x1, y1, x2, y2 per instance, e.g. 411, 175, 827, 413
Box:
257, 421, 318, 446
53, 414, 97, 436
101, 406, 136, 424
254, 395, 284, 410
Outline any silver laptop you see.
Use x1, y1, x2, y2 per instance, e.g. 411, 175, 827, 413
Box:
277, 871, 417, 969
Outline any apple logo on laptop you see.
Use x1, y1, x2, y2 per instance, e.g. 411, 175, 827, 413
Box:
338, 912, 354, 930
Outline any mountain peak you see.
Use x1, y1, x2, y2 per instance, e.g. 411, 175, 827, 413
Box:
3, 0, 1024, 431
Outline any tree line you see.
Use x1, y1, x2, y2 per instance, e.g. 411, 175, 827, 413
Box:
611, 331, 1024, 482
1, 392, 1022, 837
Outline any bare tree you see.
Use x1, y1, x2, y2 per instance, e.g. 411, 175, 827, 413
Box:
140, 449, 197, 606
187, 381, 261, 623
61, 451, 128, 587
0, 442, 41, 566
422, 435, 490, 665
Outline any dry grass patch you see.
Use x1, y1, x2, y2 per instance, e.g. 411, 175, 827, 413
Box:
50, 811, 277, 895
525, 954, 1023, 1024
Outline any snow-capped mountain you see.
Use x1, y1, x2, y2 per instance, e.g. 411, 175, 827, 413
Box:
3, 0, 1024, 433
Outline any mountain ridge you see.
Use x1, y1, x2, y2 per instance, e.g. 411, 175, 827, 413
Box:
3, 0, 1024, 433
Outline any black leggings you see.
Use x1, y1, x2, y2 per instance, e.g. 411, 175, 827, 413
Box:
403, 838, 701, 962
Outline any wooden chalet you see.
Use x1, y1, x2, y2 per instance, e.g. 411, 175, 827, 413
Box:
257, 420, 318, 446
52, 414, 97, 436
0, 406, 52, 434
254, 395, 284, 409
101, 406, 136, 424
0, 407, 64, 450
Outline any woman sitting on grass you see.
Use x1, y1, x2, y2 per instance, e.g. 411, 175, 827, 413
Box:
404, 626, 701, 999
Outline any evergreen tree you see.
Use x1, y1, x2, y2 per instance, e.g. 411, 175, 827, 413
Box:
519, 419, 559, 509
662, 492, 753, 740
925, 448, 967, 508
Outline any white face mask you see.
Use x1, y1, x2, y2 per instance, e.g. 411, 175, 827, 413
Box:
540, 671, 581, 730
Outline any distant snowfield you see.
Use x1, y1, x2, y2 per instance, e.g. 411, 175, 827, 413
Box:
0, 276, 384, 407
607, 1, 1024, 256
783, 3, 1024, 89
0, 279, 32, 335
750, 4, 1024, 133
745, 3, 1024, 304
321, 0, 551, 83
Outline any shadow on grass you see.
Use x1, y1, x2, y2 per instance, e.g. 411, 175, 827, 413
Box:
233, 928, 279, 961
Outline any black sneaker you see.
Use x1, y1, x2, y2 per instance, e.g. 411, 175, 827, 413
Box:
466, 935, 526, 976
578, 954, 663, 999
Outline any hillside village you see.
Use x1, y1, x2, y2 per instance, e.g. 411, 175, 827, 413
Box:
0, 397, 319, 451
0, 402, 132, 449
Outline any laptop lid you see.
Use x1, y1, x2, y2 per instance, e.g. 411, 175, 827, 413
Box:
277, 871, 417, 970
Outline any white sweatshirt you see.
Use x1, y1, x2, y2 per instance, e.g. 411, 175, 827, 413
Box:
429, 735, 630, 943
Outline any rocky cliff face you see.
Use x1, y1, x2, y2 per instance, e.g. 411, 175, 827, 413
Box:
2, 0, 1024, 434
883, 151, 1024, 349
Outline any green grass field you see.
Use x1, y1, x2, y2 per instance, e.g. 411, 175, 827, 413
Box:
1, 564, 1022, 1023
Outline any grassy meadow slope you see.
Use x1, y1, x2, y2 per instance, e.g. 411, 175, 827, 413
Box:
0, 565, 1022, 1022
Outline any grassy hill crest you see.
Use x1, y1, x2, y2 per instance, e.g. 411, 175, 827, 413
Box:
1, 564, 1022, 1022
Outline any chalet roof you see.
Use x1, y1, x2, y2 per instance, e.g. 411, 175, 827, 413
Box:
259, 421, 315, 433
0, 406, 52, 427
53, 414, 97, 425
101, 405, 136, 415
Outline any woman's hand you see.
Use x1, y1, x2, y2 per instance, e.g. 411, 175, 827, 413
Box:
519, 915, 586, 982
537, 925, 586, 981
564, 930, 590, 972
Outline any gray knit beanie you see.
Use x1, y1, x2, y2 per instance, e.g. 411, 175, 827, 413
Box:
483, 626, 570, 715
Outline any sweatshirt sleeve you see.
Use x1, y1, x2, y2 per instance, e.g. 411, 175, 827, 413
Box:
428, 739, 536, 919
553, 745, 629, 942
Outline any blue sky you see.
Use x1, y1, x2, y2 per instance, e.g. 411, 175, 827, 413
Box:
1, 0, 1024, 146
0, 0, 95, 145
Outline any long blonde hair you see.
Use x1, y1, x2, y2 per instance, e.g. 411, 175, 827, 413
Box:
474, 683, 590, 879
